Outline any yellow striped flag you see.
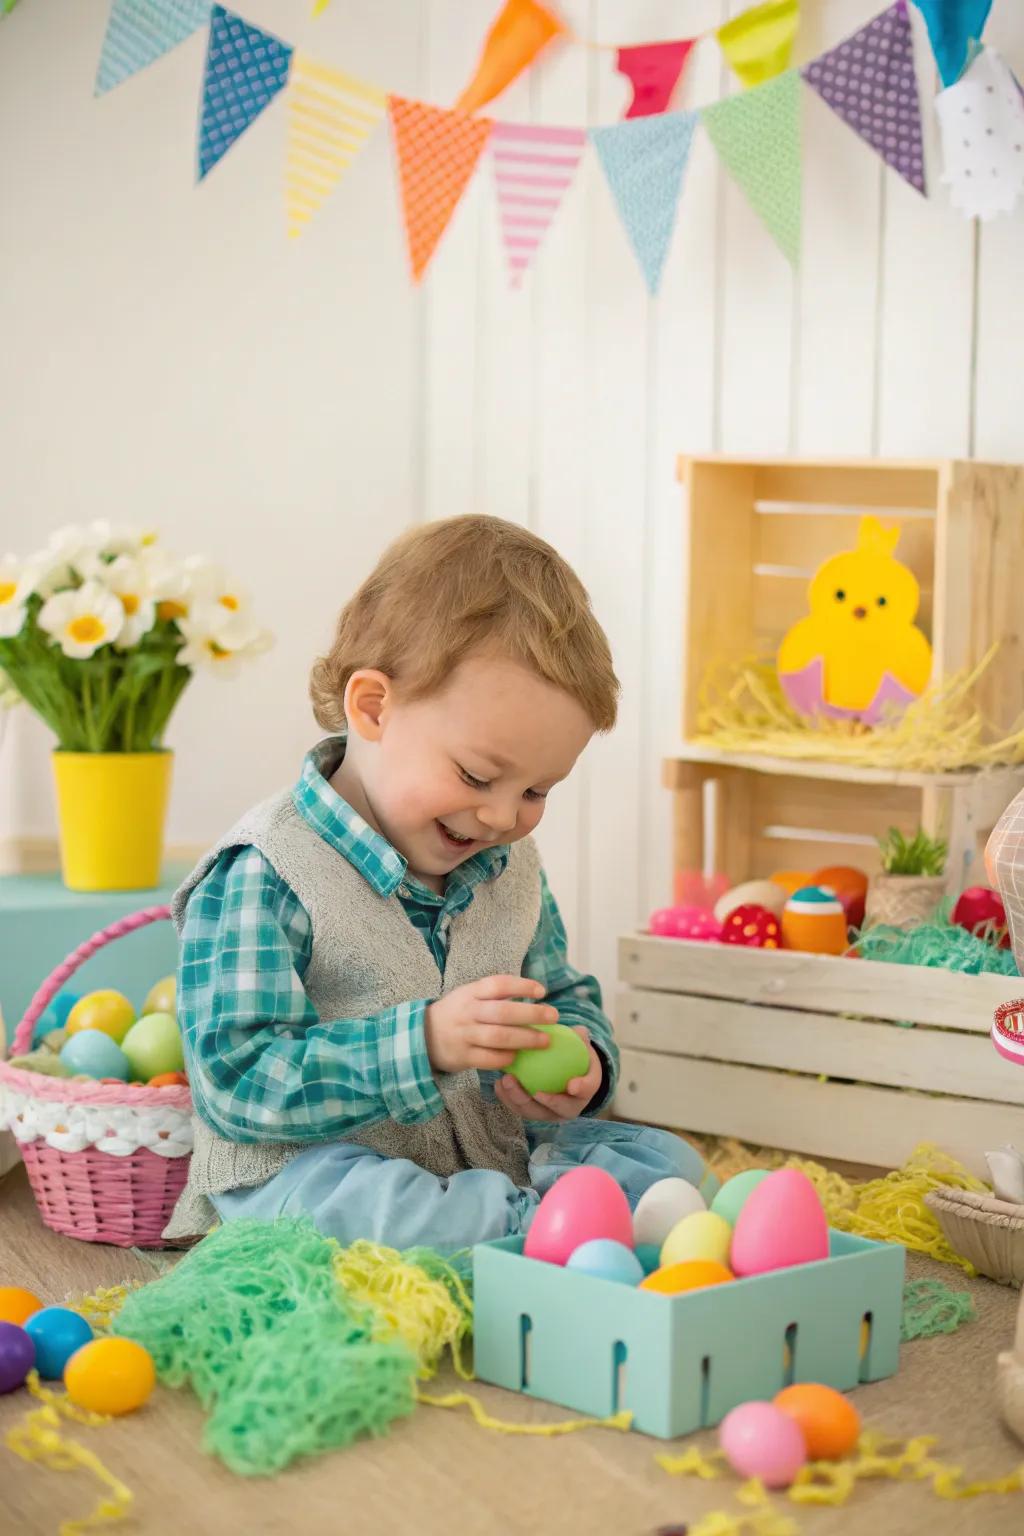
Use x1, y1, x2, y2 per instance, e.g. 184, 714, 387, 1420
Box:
285, 54, 386, 238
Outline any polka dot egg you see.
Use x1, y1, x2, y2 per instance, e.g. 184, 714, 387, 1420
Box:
719, 903, 781, 948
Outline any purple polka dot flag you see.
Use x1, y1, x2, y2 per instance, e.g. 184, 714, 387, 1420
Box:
802, 0, 926, 195
198, 5, 293, 181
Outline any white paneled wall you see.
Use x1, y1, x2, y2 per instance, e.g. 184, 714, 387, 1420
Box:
2, 0, 1023, 1003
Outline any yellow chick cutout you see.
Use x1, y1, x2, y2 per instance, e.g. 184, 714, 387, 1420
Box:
777, 516, 933, 725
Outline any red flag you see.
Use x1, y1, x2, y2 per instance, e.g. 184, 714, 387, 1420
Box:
616, 39, 695, 119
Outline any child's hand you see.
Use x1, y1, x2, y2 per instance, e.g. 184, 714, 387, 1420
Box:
493, 1026, 603, 1122
424, 976, 558, 1075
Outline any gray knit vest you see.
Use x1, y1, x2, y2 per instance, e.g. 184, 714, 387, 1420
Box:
162, 783, 541, 1241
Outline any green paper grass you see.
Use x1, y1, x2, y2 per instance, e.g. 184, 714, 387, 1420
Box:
113, 1218, 418, 1476
854, 917, 1019, 977
901, 1278, 976, 1342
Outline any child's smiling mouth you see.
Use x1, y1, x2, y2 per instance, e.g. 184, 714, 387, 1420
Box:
437, 820, 476, 850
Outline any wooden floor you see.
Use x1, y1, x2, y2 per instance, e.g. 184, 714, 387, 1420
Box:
2, 1161, 1023, 1536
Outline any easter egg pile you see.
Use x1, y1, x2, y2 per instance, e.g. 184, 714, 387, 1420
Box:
524, 1163, 831, 1289
8, 976, 189, 1090
0, 1285, 155, 1414
649, 865, 869, 956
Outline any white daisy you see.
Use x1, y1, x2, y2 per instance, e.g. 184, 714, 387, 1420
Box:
177, 606, 272, 678
101, 555, 157, 649
39, 580, 125, 659
0, 554, 38, 638
183, 558, 252, 622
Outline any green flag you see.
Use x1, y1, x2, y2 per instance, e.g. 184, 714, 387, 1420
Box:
701, 68, 801, 266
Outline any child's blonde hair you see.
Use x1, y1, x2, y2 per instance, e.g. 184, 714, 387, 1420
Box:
310, 515, 619, 732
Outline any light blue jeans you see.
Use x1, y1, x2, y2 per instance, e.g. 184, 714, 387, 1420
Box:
212, 1118, 718, 1252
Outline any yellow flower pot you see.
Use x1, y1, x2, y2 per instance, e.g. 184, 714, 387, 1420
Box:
52, 752, 173, 892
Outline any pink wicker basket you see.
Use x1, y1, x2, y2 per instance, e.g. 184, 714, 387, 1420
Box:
0, 906, 192, 1248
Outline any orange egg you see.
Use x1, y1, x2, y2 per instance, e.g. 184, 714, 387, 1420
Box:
147, 1072, 189, 1088
639, 1259, 734, 1295
770, 870, 814, 896
0, 1286, 44, 1326
773, 1383, 861, 1460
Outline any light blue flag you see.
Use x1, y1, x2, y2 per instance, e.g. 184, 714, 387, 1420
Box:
590, 113, 698, 295
95, 0, 212, 97
198, 6, 293, 181
914, 0, 993, 86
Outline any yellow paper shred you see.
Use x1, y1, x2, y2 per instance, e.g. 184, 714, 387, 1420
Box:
5, 1374, 132, 1536
417, 1388, 631, 1436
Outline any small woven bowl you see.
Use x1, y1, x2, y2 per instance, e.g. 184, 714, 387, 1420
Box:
925, 1185, 1024, 1287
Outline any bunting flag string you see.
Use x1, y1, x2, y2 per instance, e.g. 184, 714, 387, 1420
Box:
285, 56, 386, 238
615, 40, 696, 120
591, 113, 698, 294
702, 68, 802, 265
802, 0, 926, 196
490, 123, 586, 286
198, 6, 292, 181
83, 0, 1024, 292
95, 0, 212, 96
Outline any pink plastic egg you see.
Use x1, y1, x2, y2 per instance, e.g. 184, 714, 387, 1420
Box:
719, 1401, 808, 1487
730, 1168, 830, 1277
523, 1167, 633, 1266
649, 906, 723, 942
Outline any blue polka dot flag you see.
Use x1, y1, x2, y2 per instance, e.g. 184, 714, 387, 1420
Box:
590, 112, 698, 295
95, 0, 212, 97
198, 5, 293, 181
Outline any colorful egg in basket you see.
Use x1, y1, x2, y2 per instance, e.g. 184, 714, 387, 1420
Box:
0, 907, 192, 1248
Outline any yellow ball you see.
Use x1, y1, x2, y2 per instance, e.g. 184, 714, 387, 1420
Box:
65, 991, 136, 1044
660, 1211, 733, 1269
143, 975, 176, 1017
64, 1337, 155, 1416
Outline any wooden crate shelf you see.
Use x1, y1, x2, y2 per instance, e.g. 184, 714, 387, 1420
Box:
613, 935, 1024, 1177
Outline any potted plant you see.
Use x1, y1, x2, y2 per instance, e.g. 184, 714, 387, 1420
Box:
0, 521, 271, 891
864, 827, 948, 931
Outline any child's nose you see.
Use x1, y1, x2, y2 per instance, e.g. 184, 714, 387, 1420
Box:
477, 798, 518, 835
853, 606, 867, 619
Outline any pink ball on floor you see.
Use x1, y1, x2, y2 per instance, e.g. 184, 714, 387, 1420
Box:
649, 906, 723, 941
719, 1401, 808, 1487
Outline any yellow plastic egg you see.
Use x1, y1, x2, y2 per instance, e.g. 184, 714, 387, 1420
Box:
65, 991, 136, 1044
143, 975, 176, 1017
64, 1337, 155, 1416
660, 1211, 733, 1269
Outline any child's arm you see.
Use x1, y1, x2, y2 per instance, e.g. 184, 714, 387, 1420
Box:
519, 868, 619, 1113
179, 846, 445, 1143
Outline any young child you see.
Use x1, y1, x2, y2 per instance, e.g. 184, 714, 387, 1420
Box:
165, 516, 715, 1246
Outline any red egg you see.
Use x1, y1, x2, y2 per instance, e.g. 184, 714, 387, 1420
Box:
952, 886, 1009, 947
813, 866, 868, 930
719, 903, 781, 949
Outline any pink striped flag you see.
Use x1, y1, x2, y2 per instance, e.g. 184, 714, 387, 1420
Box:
490, 121, 586, 287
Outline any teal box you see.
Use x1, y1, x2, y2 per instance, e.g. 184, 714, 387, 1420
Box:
473, 1231, 904, 1439
0, 871, 185, 1047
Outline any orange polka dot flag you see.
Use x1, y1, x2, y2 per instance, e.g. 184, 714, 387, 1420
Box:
387, 97, 494, 283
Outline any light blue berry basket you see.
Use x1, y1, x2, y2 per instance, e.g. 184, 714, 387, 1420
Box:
473, 1230, 905, 1439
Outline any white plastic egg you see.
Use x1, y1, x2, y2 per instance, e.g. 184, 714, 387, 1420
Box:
632, 1177, 707, 1248
714, 880, 788, 924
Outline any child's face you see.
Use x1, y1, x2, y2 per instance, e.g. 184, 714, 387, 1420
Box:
351, 653, 594, 881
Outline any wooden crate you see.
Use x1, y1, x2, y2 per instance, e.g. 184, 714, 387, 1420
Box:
664, 752, 1024, 893
672, 454, 1024, 894
680, 455, 1024, 740
614, 935, 1024, 1178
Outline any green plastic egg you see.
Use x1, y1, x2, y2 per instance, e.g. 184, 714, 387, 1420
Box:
509, 1024, 590, 1096
711, 1169, 773, 1227
120, 1013, 184, 1082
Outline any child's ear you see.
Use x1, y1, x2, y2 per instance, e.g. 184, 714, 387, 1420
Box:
344, 669, 391, 742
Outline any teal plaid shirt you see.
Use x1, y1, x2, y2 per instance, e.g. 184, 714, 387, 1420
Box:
179, 740, 618, 1144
